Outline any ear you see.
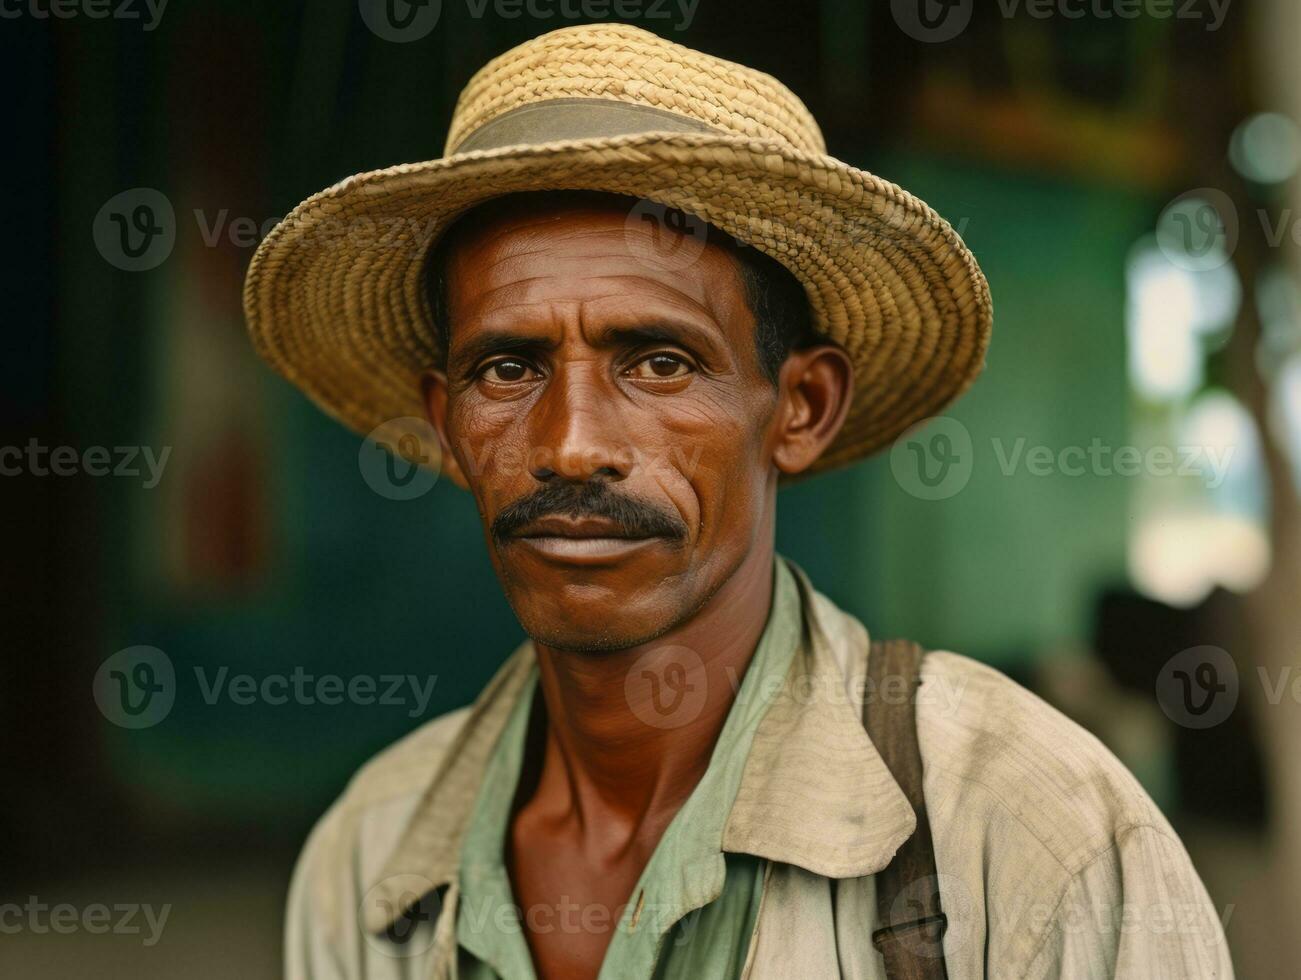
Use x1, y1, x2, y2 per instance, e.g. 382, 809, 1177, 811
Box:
770, 344, 855, 476
420, 370, 469, 490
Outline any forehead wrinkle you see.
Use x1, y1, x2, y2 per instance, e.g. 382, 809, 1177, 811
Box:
458, 216, 640, 269
453, 209, 736, 284
447, 210, 754, 355
457, 249, 650, 307
576, 295, 725, 349
580, 271, 752, 336
470, 217, 728, 272
464, 300, 571, 333
465, 265, 723, 320
453, 273, 556, 324
575, 277, 713, 313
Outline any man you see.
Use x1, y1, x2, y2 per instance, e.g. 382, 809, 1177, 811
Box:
244, 23, 1232, 980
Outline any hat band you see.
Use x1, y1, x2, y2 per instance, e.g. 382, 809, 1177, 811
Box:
452, 97, 719, 154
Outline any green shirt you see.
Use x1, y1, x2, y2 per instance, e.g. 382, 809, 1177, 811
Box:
454, 559, 802, 980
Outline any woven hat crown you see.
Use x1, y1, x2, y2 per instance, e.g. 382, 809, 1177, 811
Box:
445, 23, 826, 156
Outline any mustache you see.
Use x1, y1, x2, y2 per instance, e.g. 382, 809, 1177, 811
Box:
490, 481, 689, 543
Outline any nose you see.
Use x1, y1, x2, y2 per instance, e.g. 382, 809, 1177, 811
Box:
529, 371, 630, 484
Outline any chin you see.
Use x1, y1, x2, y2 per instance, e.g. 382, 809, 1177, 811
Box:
522, 626, 655, 655
509, 603, 671, 650
510, 590, 682, 655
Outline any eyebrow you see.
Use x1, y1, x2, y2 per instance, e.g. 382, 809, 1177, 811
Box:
601, 322, 710, 351
451, 331, 556, 375
450, 319, 723, 375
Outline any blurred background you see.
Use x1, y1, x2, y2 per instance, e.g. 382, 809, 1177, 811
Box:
5, 0, 1300, 975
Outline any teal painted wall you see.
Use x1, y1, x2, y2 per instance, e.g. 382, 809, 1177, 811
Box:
862, 155, 1149, 666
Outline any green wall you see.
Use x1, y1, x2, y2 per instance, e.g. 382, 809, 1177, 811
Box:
862, 155, 1146, 665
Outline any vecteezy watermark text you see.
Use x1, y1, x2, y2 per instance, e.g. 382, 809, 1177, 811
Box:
94, 646, 439, 728
462, 0, 698, 29
356, 0, 699, 43
0, 440, 170, 488
889, 417, 1236, 501
996, 0, 1229, 30
891, 0, 1230, 44
990, 437, 1234, 488
0, 0, 168, 30
193, 666, 438, 718
0, 898, 171, 947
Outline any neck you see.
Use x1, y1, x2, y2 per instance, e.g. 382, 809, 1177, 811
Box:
529, 539, 777, 843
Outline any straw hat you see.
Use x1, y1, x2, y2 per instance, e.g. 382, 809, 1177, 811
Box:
243, 23, 991, 477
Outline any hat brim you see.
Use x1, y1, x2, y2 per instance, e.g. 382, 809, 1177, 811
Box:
243, 130, 991, 478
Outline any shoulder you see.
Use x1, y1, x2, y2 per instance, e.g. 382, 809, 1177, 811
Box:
914, 652, 1230, 975
284, 707, 472, 961
917, 650, 1171, 869
799, 567, 1176, 867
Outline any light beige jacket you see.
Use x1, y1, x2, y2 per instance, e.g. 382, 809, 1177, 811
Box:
285, 567, 1233, 979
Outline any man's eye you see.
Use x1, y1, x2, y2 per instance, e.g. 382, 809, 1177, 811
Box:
481, 359, 535, 383
627, 353, 692, 380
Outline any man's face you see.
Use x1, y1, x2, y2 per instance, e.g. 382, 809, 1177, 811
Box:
423, 196, 841, 652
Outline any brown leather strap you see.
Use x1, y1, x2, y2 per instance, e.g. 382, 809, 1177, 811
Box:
864, 639, 949, 980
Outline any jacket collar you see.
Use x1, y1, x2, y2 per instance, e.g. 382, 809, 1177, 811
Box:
364, 558, 915, 934
721, 564, 916, 876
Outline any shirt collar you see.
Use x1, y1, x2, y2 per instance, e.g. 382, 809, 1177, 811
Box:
721, 562, 916, 876
364, 557, 915, 935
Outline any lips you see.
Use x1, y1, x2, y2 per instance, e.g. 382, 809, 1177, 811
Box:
512, 515, 648, 540
507, 515, 662, 564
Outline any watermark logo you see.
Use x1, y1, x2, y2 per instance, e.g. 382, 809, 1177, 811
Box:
890, 416, 974, 501
359, 417, 441, 501
625, 645, 707, 729
1156, 188, 1239, 272
93, 646, 176, 729
93, 188, 176, 272
1157, 183, 1301, 271
624, 200, 709, 274
1156, 645, 1239, 729
891, 0, 973, 43
361, 875, 442, 958
358, 0, 442, 42
886, 872, 977, 959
